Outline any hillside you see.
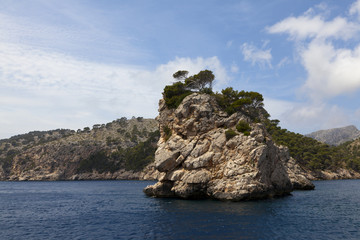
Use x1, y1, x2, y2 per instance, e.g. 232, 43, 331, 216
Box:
0, 117, 160, 180
266, 121, 360, 179
338, 138, 360, 171
306, 125, 360, 146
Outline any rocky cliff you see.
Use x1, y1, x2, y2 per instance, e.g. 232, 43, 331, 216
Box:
306, 125, 360, 146
144, 93, 313, 201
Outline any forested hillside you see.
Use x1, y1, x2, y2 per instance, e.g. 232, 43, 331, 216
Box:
265, 120, 360, 173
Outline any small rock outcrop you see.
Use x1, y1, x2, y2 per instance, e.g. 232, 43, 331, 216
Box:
144, 93, 313, 201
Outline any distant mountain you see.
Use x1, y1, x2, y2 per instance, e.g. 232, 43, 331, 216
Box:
306, 125, 360, 146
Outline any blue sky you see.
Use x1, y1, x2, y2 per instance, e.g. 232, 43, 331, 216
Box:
1, 0, 360, 139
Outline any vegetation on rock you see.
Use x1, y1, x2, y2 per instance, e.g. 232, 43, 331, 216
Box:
184, 70, 215, 91
225, 129, 238, 140
78, 130, 159, 173
264, 119, 360, 172
339, 140, 360, 171
214, 87, 266, 119
236, 120, 251, 136
164, 70, 215, 109
164, 70, 266, 122
0, 117, 159, 180
163, 126, 172, 142
163, 81, 192, 109
78, 150, 119, 174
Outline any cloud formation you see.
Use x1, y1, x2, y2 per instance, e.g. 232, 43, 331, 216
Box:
280, 102, 352, 134
0, 42, 229, 138
350, 0, 360, 17
301, 41, 360, 100
267, 1, 360, 132
240, 42, 272, 68
268, 13, 358, 41
268, 2, 360, 100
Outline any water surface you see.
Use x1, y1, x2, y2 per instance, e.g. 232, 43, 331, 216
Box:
0, 180, 359, 239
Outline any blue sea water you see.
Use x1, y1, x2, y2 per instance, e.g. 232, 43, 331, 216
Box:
0, 180, 359, 240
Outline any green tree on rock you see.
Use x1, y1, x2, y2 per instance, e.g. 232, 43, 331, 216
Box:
163, 69, 215, 109
163, 81, 192, 109
172, 70, 189, 80
185, 70, 215, 91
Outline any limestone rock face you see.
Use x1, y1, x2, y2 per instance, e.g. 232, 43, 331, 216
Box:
278, 146, 315, 190
144, 93, 307, 201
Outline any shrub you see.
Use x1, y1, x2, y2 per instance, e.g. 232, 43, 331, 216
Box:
236, 120, 251, 136
163, 125, 172, 141
106, 137, 113, 146
132, 125, 140, 136
200, 87, 214, 94
118, 130, 160, 171
163, 81, 192, 109
163, 70, 215, 109
117, 128, 125, 134
78, 151, 119, 174
214, 87, 265, 119
225, 129, 238, 140
118, 117, 128, 127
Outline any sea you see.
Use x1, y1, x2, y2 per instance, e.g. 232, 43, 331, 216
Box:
0, 180, 359, 240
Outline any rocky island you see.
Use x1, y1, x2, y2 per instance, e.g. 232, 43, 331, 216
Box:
144, 70, 313, 201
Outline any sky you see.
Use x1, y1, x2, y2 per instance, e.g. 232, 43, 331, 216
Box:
1, 0, 360, 139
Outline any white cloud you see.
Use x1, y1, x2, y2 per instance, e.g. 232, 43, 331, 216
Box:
281, 103, 351, 134
301, 40, 360, 100
241, 42, 272, 68
350, 0, 360, 17
0, 42, 229, 139
263, 97, 294, 120
267, 1, 360, 131
276, 57, 290, 68
267, 11, 359, 41
264, 96, 357, 134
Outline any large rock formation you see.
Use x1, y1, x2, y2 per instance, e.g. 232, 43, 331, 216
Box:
144, 93, 314, 201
